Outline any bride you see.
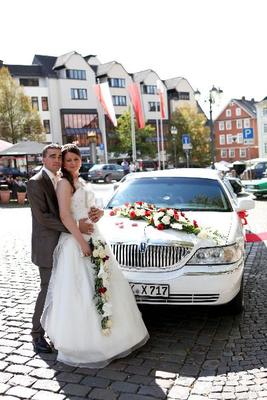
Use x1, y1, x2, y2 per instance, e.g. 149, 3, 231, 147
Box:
41, 144, 149, 368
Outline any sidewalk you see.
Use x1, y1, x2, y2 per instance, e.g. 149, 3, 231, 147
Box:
1, 207, 267, 399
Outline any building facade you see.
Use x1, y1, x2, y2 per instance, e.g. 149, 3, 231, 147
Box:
256, 97, 267, 158
214, 97, 259, 162
2, 51, 198, 163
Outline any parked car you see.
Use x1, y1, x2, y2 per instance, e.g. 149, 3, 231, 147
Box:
242, 178, 267, 199
99, 168, 254, 313
88, 163, 124, 183
79, 162, 94, 181
241, 160, 267, 180
0, 166, 27, 178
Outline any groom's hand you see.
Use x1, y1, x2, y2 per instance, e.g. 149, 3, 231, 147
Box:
88, 207, 104, 223
79, 219, 94, 235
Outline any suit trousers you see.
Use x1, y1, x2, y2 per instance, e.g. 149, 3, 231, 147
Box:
31, 267, 52, 339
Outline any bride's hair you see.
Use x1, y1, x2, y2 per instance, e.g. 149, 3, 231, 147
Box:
61, 144, 81, 193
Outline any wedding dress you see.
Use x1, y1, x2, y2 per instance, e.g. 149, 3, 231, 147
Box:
41, 180, 149, 368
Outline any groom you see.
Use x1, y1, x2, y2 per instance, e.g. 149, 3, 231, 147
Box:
27, 143, 102, 353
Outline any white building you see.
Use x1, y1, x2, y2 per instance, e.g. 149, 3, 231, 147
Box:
256, 97, 267, 157
132, 69, 168, 122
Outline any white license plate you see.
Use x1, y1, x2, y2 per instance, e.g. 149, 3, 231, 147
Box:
130, 283, 169, 297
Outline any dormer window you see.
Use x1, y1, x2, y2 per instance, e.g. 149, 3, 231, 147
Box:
66, 69, 86, 80
109, 78, 125, 88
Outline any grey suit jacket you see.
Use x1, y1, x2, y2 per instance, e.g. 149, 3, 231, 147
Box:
27, 170, 68, 269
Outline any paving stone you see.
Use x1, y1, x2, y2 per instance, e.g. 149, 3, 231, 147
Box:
32, 390, 66, 400
0, 383, 10, 394
29, 367, 58, 379
168, 385, 190, 399
97, 369, 128, 381
81, 376, 110, 388
89, 387, 118, 399
138, 384, 167, 398
8, 374, 36, 387
32, 379, 64, 392
6, 385, 37, 398
0, 372, 12, 384
56, 372, 84, 383
60, 383, 91, 396
111, 381, 139, 393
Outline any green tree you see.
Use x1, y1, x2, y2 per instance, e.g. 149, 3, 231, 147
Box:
0, 67, 44, 144
168, 106, 211, 166
111, 110, 156, 158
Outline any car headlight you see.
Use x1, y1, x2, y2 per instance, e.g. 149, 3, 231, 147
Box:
188, 242, 244, 265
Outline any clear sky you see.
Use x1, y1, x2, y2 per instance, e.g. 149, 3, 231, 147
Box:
1, 0, 266, 116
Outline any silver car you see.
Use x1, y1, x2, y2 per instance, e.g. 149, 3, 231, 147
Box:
88, 163, 125, 183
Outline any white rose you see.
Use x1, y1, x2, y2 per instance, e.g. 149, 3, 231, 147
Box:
161, 215, 170, 225
106, 319, 112, 328
93, 249, 99, 257
197, 229, 209, 240
170, 223, 183, 230
155, 211, 164, 218
103, 302, 112, 317
98, 248, 106, 258
167, 209, 174, 216
102, 328, 111, 336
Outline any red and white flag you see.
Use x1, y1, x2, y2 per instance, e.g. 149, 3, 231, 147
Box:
94, 82, 117, 127
156, 80, 166, 119
128, 83, 145, 129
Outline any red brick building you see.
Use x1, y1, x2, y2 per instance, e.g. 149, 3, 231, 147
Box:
214, 97, 259, 162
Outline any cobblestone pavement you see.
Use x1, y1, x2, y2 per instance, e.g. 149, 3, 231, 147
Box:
1, 206, 267, 399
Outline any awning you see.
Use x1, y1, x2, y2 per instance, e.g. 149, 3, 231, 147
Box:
0, 141, 46, 156
0, 140, 13, 152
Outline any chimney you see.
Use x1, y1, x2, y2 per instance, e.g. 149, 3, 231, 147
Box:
241, 96, 245, 100
0, 60, 3, 68
251, 98, 255, 102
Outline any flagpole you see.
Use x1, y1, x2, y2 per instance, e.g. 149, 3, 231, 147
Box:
130, 103, 137, 164
160, 116, 165, 169
96, 79, 108, 163
156, 118, 161, 170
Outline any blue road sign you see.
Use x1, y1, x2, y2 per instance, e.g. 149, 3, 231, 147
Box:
99, 143, 104, 150
182, 134, 190, 145
242, 128, 254, 140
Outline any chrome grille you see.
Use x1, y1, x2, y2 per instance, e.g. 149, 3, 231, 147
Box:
110, 243, 193, 270
135, 293, 220, 304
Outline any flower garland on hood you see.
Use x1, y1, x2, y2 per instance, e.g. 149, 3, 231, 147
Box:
110, 201, 225, 244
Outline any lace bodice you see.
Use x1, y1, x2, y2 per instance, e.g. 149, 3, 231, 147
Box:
71, 180, 95, 221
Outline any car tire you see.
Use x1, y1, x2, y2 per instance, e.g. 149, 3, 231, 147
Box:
227, 276, 244, 314
104, 175, 112, 183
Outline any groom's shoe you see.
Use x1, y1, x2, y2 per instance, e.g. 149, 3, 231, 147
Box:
32, 336, 53, 353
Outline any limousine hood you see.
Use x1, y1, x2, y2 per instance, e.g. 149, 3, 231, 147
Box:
98, 210, 243, 246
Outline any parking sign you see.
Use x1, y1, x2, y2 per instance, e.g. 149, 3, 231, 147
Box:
242, 128, 254, 140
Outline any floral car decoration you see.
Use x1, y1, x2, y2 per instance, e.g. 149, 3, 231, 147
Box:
109, 201, 225, 244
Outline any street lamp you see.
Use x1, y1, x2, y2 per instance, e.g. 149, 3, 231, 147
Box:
170, 126, 178, 168
194, 86, 223, 168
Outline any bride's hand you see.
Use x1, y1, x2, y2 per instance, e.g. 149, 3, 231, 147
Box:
80, 240, 92, 257
88, 207, 104, 223
79, 219, 94, 235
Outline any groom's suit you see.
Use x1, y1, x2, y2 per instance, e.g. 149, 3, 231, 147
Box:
27, 169, 68, 339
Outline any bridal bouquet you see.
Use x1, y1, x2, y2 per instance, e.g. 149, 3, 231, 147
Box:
90, 238, 112, 335
110, 202, 225, 244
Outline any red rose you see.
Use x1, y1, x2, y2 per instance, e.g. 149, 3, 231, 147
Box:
193, 220, 199, 228
136, 201, 143, 205
103, 256, 110, 261
124, 202, 130, 206
109, 210, 115, 216
98, 287, 107, 294
173, 211, 179, 220
157, 223, 165, 230
181, 212, 185, 217
130, 210, 136, 219
145, 210, 151, 216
